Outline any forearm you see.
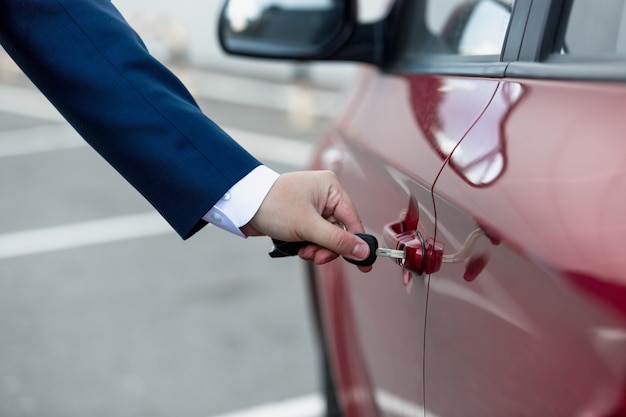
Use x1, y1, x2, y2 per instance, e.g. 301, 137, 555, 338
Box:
0, 0, 260, 238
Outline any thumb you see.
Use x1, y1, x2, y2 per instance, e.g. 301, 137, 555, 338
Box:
304, 216, 371, 261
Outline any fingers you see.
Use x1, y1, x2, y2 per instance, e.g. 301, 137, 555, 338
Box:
302, 217, 369, 260
298, 242, 372, 273
298, 244, 338, 264
325, 190, 365, 235
246, 170, 371, 272
296, 212, 373, 274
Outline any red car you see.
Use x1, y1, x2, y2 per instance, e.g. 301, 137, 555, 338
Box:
219, 0, 626, 416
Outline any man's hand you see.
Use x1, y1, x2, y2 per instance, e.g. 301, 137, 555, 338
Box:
241, 171, 372, 272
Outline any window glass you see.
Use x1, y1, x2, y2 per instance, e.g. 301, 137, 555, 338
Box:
425, 0, 514, 56
558, 0, 626, 57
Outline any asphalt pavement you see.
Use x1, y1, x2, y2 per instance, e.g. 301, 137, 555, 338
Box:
0, 59, 347, 417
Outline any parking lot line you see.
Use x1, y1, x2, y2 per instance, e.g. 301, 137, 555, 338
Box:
209, 393, 323, 417
0, 84, 63, 122
0, 123, 312, 167
0, 82, 315, 166
222, 126, 314, 168
0, 124, 85, 157
0, 212, 172, 259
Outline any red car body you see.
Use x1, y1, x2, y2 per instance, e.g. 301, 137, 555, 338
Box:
310, 70, 626, 417
219, 0, 626, 415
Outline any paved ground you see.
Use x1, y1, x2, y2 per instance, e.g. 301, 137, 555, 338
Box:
0, 62, 347, 417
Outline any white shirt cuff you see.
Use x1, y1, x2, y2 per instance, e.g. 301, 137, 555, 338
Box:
202, 166, 280, 237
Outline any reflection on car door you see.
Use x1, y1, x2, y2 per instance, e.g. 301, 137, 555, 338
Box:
422, 0, 626, 415
312, 65, 499, 417
424, 75, 626, 417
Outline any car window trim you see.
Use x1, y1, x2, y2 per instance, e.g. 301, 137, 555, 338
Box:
388, 60, 509, 78
512, 0, 626, 81
383, 0, 531, 78
517, 0, 564, 61
506, 60, 626, 81
503, 0, 532, 61
383, 0, 626, 81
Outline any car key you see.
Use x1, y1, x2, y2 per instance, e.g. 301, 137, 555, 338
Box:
269, 233, 405, 267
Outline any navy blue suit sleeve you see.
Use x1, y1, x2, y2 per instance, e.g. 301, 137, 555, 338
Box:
0, 0, 262, 239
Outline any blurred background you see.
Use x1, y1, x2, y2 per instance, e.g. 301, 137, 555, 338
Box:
0, 0, 387, 416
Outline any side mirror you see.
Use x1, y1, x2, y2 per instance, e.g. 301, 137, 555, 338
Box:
218, 0, 356, 60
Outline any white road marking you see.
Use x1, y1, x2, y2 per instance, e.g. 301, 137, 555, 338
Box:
0, 84, 64, 122
206, 390, 442, 417
209, 394, 324, 417
0, 78, 314, 259
375, 389, 424, 417
0, 84, 314, 166
0, 212, 172, 259
188, 70, 341, 118
0, 127, 312, 259
0, 123, 313, 167
222, 126, 313, 168
0, 69, 342, 121
0, 124, 85, 157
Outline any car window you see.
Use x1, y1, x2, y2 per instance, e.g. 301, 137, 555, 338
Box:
556, 0, 626, 57
425, 0, 515, 56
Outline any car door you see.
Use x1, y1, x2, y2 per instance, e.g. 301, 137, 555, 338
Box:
311, 2, 517, 416
216, 0, 626, 414
423, 1, 626, 416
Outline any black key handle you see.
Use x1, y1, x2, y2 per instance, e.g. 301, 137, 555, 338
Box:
269, 233, 379, 267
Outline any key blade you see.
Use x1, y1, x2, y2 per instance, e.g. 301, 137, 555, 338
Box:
376, 248, 405, 259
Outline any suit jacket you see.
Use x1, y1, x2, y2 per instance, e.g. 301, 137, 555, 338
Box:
0, 0, 262, 239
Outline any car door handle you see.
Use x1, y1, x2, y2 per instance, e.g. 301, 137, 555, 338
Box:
382, 220, 444, 275
382, 220, 425, 274
380, 197, 443, 276
383, 220, 488, 276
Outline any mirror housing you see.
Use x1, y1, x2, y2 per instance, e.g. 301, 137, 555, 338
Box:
218, 0, 383, 64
